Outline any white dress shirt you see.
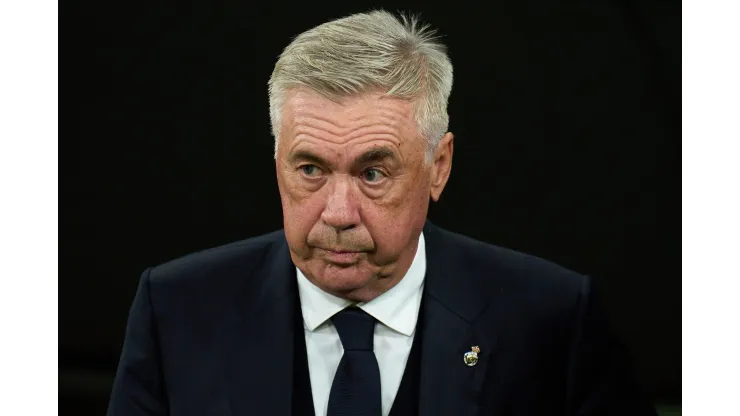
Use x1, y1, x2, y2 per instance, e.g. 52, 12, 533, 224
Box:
296, 232, 426, 416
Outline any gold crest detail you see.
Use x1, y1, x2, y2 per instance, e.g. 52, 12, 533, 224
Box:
463, 346, 480, 367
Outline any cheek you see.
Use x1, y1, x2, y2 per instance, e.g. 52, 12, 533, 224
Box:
362, 182, 429, 252
280, 183, 325, 239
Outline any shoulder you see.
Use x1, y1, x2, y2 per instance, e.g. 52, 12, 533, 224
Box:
429, 225, 588, 310
144, 229, 287, 296
431, 225, 587, 287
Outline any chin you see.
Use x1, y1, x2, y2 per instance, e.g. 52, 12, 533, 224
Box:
313, 263, 375, 296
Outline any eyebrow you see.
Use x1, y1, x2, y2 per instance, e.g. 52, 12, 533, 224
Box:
288, 147, 399, 167
288, 150, 327, 166
355, 147, 397, 165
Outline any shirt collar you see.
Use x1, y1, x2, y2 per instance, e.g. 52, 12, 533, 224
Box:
296, 232, 426, 337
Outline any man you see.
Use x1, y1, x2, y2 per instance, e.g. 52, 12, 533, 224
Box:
108, 10, 657, 416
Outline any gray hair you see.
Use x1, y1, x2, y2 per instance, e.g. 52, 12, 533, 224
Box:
268, 10, 453, 160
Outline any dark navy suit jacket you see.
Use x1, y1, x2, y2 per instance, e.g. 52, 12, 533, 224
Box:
108, 221, 657, 415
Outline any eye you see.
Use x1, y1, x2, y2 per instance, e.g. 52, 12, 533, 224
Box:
362, 168, 386, 183
299, 164, 322, 177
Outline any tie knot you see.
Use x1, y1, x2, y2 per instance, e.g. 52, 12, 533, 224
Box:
331, 307, 376, 351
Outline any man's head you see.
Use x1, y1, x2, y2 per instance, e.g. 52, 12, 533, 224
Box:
269, 10, 454, 302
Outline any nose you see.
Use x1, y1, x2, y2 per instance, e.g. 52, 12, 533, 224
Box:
320, 176, 360, 232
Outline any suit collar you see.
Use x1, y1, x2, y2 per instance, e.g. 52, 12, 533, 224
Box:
222, 234, 298, 416
418, 221, 505, 416
421, 221, 491, 322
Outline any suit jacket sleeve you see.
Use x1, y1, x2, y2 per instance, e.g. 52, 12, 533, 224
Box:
108, 268, 169, 416
565, 276, 657, 416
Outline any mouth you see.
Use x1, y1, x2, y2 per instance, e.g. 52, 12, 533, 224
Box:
319, 248, 363, 265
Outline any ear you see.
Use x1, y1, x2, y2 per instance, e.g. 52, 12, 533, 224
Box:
430, 132, 454, 202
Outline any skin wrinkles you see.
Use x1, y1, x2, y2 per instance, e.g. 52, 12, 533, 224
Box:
291, 113, 409, 146
292, 128, 403, 154
290, 94, 410, 135
275, 87, 453, 302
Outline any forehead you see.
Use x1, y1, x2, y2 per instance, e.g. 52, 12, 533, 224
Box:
280, 88, 422, 153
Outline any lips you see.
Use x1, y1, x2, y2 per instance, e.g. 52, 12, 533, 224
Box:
319, 246, 363, 254
320, 248, 363, 264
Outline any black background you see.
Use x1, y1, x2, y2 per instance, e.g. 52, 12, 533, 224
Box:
62, 0, 680, 413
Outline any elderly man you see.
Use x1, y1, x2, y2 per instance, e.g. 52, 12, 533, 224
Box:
108, 10, 656, 416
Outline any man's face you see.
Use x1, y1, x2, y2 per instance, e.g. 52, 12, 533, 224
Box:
275, 88, 453, 301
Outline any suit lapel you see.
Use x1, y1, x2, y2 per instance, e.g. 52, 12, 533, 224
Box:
222, 236, 297, 416
418, 221, 506, 416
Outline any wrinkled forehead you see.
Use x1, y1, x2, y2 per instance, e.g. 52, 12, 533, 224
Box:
280, 88, 424, 153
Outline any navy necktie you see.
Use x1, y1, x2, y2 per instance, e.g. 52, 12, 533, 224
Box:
327, 307, 382, 416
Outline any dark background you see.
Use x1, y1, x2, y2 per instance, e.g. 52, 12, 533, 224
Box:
62, 0, 680, 413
